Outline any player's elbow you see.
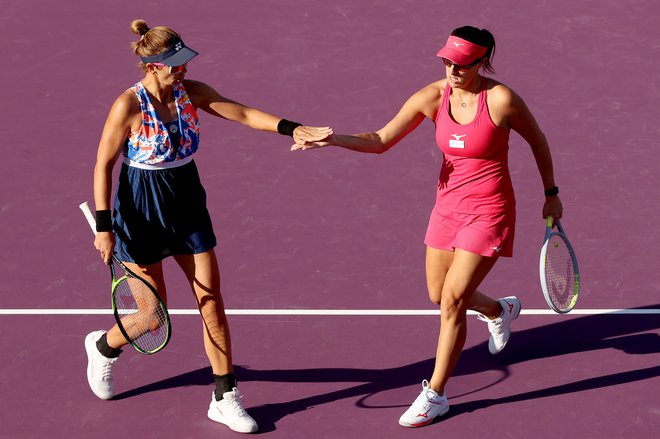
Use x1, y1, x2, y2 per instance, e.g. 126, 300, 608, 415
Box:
372, 132, 394, 154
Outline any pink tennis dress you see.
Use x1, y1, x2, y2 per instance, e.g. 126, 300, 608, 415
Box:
424, 80, 516, 257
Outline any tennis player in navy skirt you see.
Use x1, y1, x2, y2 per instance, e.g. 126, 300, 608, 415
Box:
84, 19, 332, 433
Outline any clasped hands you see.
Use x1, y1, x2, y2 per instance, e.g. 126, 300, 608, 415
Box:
291, 125, 333, 151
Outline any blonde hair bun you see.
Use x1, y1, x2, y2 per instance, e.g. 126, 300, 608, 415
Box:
130, 19, 150, 37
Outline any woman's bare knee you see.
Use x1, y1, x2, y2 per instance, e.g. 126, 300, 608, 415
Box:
428, 286, 442, 305
426, 247, 453, 305
440, 290, 469, 320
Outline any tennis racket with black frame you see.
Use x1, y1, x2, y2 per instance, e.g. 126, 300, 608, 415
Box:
539, 215, 580, 313
79, 201, 171, 354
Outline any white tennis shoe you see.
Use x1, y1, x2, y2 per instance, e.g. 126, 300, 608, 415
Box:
478, 296, 522, 354
84, 330, 119, 400
208, 388, 258, 433
399, 380, 449, 428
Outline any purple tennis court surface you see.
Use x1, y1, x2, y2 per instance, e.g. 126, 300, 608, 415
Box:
1, 0, 658, 438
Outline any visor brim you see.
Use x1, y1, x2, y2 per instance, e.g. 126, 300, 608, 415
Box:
140, 39, 199, 66
161, 47, 198, 66
436, 47, 480, 66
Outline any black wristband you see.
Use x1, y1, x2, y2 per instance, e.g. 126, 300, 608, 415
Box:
277, 119, 302, 137
544, 186, 559, 197
95, 210, 113, 233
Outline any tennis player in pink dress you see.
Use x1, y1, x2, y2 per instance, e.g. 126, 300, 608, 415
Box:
292, 25, 563, 427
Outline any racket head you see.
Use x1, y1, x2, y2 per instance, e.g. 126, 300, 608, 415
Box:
539, 227, 580, 313
111, 257, 171, 354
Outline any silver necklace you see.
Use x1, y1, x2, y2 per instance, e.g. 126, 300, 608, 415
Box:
454, 77, 482, 109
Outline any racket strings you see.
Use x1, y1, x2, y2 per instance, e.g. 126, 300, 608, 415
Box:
114, 275, 168, 352
545, 236, 577, 311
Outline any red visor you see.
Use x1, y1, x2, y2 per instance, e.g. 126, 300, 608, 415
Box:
436, 36, 487, 65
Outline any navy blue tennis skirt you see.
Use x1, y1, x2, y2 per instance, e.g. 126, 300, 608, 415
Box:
112, 160, 217, 265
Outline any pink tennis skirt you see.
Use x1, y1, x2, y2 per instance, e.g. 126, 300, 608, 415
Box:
424, 206, 515, 257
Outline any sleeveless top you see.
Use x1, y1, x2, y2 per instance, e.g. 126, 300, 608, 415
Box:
434, 81, 515, 214
124, 81, 200, 168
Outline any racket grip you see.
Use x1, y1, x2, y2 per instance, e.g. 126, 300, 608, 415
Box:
545, 215, 554, 228
79, 201, 98, 235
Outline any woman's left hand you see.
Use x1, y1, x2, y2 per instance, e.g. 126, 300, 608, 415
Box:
543, 195, 563, 226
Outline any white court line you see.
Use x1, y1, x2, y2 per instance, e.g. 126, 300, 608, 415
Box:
0, 308, 658, 315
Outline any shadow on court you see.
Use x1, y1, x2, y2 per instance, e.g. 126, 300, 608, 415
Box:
113, 308, 660, 432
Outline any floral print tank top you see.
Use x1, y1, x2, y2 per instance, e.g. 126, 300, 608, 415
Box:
125, 81, 200, 166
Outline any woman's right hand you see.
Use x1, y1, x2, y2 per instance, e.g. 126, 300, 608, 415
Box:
542, 195, 563, 228
94, 232, 115, 265
290, 137, 333, 151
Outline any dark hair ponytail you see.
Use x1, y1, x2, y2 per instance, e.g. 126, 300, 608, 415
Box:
451, 26, 496, 73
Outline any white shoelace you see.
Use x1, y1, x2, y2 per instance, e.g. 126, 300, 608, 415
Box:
418, 380, 432, 405
100, 358, 117, 381
419, 380, 444, 405
477, 313, 504, 334
225, 392, 249, 416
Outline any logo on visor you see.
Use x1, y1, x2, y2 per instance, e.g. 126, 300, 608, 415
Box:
174, 42, 183, 51
452, 42, 464, 47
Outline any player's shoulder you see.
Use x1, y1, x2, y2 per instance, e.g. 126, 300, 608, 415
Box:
418, 79, 446, 96
486, 79, 519, 106
405, 80, 445, 119
182, 78, 204, 89
411, 79, 446, 104
181, 79, 222, 105
111, 89, 140, 116
182, 79, 214, 95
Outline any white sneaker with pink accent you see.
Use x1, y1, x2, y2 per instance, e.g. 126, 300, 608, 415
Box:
478, 296, 522, 354
399, 380, 449, 428
208, 388, 258, 433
